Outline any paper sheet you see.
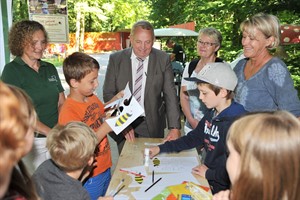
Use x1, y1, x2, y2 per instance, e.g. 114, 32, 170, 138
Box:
114, 193, 130, 200
129, 173, 200, 199
105, 83, 144, 135
144, 142, 163, 146
149, 156, 199, 173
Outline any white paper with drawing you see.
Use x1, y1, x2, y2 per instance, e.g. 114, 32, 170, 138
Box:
149, 156, 199, 172
130, 172, 200, 199
105, 83, 144, 135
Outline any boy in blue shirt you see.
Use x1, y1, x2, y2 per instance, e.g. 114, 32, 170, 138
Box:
149, 62, 246, 194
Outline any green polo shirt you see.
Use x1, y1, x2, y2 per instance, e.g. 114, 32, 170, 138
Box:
1, 57, 64, 128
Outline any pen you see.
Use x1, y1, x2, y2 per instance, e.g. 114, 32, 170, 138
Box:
145, 177, 162, 192
152, 170, 154, 183
119, 169, 146, 177
113, 185, 125, 197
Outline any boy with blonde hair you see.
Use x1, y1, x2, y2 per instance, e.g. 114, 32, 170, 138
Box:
149, 62, 247, 194
59, 52, 122, 199
32, 122, 113, 200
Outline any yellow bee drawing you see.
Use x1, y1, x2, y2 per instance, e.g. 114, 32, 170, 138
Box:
134, 174, 143, 184
153, 157, 160, 167
115, 113, 132, 126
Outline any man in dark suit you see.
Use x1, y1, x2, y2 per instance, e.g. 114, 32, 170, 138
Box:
103, 20, 181, 153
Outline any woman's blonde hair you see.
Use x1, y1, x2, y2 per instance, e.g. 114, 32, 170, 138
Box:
47, 122, 98, 172
0, 83, 37, 170
0, 82, 37, 198
227, 111, 300, 200
240, 13, 281, 49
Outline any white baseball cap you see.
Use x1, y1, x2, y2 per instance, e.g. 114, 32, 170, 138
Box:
185, 62, 237, 91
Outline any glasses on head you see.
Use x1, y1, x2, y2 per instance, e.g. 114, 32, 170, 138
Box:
197, 40, 217, 47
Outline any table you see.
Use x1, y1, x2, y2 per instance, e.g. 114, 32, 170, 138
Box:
106, 138, 211, 199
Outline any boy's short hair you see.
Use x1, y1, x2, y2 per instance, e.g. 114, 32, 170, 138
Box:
63, 52, 100, 86
185, 62, 237, 91
46, 122, 98, 172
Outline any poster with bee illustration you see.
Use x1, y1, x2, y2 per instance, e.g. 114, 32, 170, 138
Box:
105, 83, 144, 135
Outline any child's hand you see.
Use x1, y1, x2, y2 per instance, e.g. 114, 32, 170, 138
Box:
116, 90, 124, 99
104, 90, 124, 107
149, 146, 160, 159
212, 190, 231, 200
97, 196, 113, 200
192, 164, 208, 177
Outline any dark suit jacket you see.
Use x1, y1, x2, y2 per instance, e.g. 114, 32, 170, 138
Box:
103, 47, 181, 138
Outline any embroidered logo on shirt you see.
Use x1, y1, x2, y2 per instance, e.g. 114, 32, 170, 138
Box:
48, 75, 58, 82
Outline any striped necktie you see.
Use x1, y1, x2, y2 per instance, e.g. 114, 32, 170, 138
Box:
133, 57, 144, 104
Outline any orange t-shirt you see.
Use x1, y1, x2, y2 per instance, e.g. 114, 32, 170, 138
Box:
59, 95, 112, 176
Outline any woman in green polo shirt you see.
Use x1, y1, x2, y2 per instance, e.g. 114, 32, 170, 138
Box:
1, 20, 65, 174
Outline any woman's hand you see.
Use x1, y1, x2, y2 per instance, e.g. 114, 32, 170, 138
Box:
189, 117, 200, 129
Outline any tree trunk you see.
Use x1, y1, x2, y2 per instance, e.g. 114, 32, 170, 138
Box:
79, 12, 85, 52
75, 3, 81, 52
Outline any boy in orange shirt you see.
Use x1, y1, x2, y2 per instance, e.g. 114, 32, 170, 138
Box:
59, 52, 122, 200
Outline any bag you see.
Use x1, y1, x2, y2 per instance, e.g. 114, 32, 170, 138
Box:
188, 57, 224, 77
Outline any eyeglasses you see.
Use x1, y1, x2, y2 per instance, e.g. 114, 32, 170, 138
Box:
197, 40, 217, 47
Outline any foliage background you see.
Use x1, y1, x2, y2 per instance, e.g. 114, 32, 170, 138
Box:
12, 0, 300, 93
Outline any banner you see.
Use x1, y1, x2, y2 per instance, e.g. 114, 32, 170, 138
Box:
28, 0, 69, 43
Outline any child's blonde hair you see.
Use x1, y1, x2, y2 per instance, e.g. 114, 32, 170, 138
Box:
227, 111, 300, 200
47, 122, 98, 172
